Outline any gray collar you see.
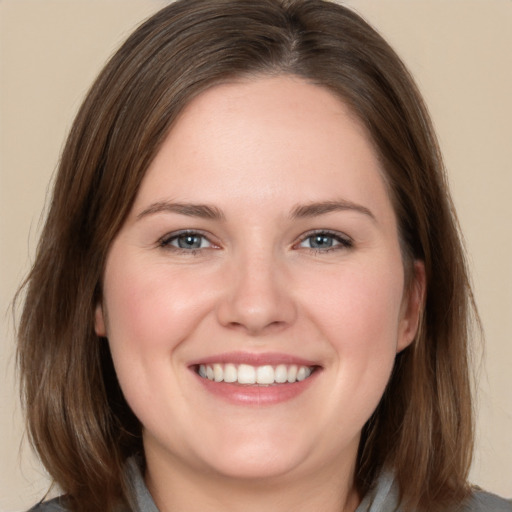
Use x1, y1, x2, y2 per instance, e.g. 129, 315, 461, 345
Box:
127, 458, 400, 512
355, 470, 401, 512
126, 457, 159, 512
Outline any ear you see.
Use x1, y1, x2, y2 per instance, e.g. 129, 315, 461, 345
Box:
94, 302, 107, 337
397, 260, 426, 353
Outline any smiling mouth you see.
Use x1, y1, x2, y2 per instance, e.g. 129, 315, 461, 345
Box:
196, 363, 317, 385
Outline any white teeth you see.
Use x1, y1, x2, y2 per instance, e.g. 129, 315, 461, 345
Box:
296, 366, 311, 381
224, 363, 237, 383
197, 363, 315, 385
287, 365, 298, 383
274, 364, 288, 383
256, 365, 274, 385
213, 363, 223, 382
238, 364, 256, 384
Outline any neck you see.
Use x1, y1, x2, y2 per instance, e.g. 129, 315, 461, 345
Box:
144, 447, 361, 512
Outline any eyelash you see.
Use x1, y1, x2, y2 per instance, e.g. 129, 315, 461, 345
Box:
158, 229, 353, 254
295, 230, 353, 253
158, 230, 216, 254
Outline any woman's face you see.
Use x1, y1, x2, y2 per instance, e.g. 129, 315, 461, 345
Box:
96, 76, 424, 485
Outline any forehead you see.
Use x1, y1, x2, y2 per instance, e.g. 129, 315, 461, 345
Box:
167, 75, 371, 160
131, 75, 393, 223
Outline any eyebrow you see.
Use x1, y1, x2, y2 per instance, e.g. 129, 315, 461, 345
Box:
136, 199, 375, 222
136, 201, 225, 221
290, 200, 375, 221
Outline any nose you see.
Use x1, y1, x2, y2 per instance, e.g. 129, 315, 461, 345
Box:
216, 250, 297, 336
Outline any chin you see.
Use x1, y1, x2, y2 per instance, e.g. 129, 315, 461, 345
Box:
204, 449, 307, 482
189, 428, 314, 482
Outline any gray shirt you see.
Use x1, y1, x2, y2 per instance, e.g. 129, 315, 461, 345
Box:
29, 459, 512, 512
356, 470, 511, 512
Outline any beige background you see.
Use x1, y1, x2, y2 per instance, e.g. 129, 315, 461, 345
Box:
1, 0, 511, 510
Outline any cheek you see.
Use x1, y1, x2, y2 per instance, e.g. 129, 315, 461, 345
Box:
301, 257, 404, 400
103, 257, 215, 354
100, 255, 218, 422
305, 261, 404, 347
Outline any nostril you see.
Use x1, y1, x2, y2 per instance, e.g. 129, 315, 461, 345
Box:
225, 319, 289, 336
216, 289, 297, 335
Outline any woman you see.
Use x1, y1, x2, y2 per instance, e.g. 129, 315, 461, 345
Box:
16, 0, 510, 511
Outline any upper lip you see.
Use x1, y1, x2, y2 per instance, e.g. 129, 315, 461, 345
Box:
188, 351, 320, 368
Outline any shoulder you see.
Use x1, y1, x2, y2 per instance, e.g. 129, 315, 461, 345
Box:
25, 456, 153, 512
358, 469, 512, 512
460, 490, 512, 512
27, 497, 70, 512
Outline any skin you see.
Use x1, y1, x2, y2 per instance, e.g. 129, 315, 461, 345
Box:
95, 75, 425, 512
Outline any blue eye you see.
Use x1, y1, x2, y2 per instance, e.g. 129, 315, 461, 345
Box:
161, 231, 212, 250
298, 232, 352, 251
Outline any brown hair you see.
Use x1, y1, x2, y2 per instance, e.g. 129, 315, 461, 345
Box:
17, 1, 476, 510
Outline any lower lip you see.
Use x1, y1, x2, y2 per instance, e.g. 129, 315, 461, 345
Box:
193, 370, 319, 406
